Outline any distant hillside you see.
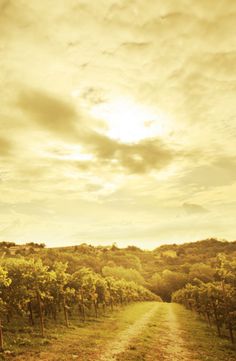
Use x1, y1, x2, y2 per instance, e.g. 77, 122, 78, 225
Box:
1, 238, 235, 301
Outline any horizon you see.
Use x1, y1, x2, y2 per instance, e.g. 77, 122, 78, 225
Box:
1, 1, 236, 248
1, 236, 235, 252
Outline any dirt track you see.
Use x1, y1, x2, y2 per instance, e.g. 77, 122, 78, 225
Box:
8, 303, 236, 361
100, 303, 198, 361
100, 303, 159, 361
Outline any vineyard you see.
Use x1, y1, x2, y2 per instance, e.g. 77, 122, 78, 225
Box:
172, 254, 236, 343
0, 239, 236, 359
0, 257, 158, 350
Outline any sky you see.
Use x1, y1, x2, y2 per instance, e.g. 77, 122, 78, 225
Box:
0, 0, 236, 249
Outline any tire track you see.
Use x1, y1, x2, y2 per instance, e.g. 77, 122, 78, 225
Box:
100, 303, 159, 361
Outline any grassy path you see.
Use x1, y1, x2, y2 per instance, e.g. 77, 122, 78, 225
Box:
5, 302, 236, 361
116, 303, 236, 361
6, 302, 156, 361
100, 303, 159, 361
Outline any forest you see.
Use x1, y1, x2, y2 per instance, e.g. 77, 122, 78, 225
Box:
0, 238, 235, 359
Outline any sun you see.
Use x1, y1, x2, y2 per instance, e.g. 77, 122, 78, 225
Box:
89, 97, 169, 143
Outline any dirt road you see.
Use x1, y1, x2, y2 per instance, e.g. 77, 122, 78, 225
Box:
100, 303, 159, 361
8, 302, 236, 361
100, 303, 197, 361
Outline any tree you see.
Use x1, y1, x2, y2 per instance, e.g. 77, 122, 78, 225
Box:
189, 263, 215, 283
102, 266, 145, 285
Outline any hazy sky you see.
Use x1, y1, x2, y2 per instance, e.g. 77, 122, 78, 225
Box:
1, 0, 236, 249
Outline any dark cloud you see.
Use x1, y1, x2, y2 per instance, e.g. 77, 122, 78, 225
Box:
182, 202, 209, 215
17, 89, 79, 140
74, 133, 174, 174
214, 156, 236, 170
82, 131, 173, 174
118, 138, 173, 174
0, 137, 12, 157
0, 0, 9, 13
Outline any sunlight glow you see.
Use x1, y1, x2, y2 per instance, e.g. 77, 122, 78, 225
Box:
89, 98, 169, 143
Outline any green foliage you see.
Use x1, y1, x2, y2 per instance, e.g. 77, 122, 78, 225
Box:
189, 263, 216, 283
0, 255, 158, 348
102, 265, 145, 285
149, 270, 188, 301
172, 254, 236, 343
0, 242, 16, 248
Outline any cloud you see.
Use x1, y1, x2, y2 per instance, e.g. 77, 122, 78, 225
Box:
182, 202, 209, 215
17, 89, 79, 139
180, 156, 236, 188
0, 137, 12, 157
17, 88, 174, 174
70, 129, 174, 174
80, 87, 108, 106
85, 132, 174, 174
0, 218, 24, 238
115, 138, 173, 174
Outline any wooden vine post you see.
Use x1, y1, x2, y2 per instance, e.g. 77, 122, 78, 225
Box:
221, 280, 234, 344
63, 296, 69, 328
0, 320, 3, 352
36, 291, 44, 337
